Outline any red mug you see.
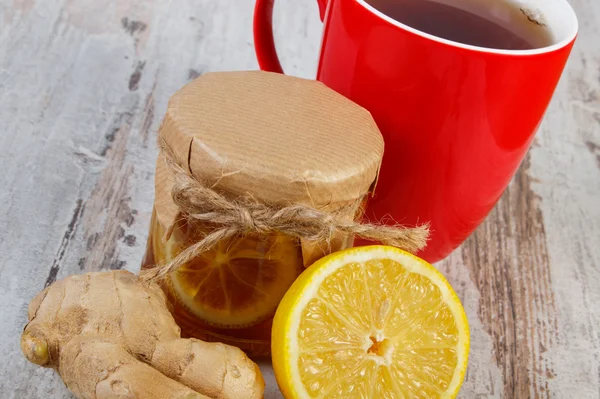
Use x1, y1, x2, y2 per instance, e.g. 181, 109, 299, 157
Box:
254, 0, 577, 262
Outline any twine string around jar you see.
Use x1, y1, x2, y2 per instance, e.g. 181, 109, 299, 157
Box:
141, 138, 430, 282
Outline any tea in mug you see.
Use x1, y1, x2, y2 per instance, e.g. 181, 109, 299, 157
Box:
365, 0, 553, 50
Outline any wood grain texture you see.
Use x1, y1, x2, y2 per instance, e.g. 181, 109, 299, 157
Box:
0, 0, 598, 398
461, 154, 557, 398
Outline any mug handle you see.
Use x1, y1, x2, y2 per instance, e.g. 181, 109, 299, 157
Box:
253, 0, 328, 73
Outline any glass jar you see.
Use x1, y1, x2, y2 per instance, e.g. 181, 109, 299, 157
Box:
143, 71, 384, 356
143, 210, 304, 355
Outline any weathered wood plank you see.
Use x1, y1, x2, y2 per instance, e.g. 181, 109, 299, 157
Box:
0, 0, 321, 397
0, 0, 598, 398
460, 154, 558, 398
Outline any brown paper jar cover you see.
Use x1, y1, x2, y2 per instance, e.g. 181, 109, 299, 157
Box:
143, 71, 384, 356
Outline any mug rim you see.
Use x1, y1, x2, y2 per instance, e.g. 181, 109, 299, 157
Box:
356, 0, 578, 55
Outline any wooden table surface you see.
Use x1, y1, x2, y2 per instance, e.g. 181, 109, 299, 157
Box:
1, 0, 599, 398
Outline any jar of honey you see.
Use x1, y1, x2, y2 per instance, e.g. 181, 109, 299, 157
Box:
142, 71, 384, 356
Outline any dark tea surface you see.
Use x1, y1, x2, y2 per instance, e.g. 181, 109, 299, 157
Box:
365, 0, 550, 50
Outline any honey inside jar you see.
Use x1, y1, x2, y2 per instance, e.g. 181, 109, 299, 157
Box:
142, 71, 384, 356
143, 210, 303, 354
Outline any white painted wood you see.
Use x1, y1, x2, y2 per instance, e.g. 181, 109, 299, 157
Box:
0, 0, 598, 398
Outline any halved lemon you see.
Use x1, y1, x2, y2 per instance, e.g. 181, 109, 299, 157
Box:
272, 245, 469, 399
152, 217, 303, 328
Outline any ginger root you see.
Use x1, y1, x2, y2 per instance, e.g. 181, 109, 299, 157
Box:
21, 271, 264, 399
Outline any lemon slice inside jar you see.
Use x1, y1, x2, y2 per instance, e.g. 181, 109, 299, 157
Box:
153, 220, 303, 329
